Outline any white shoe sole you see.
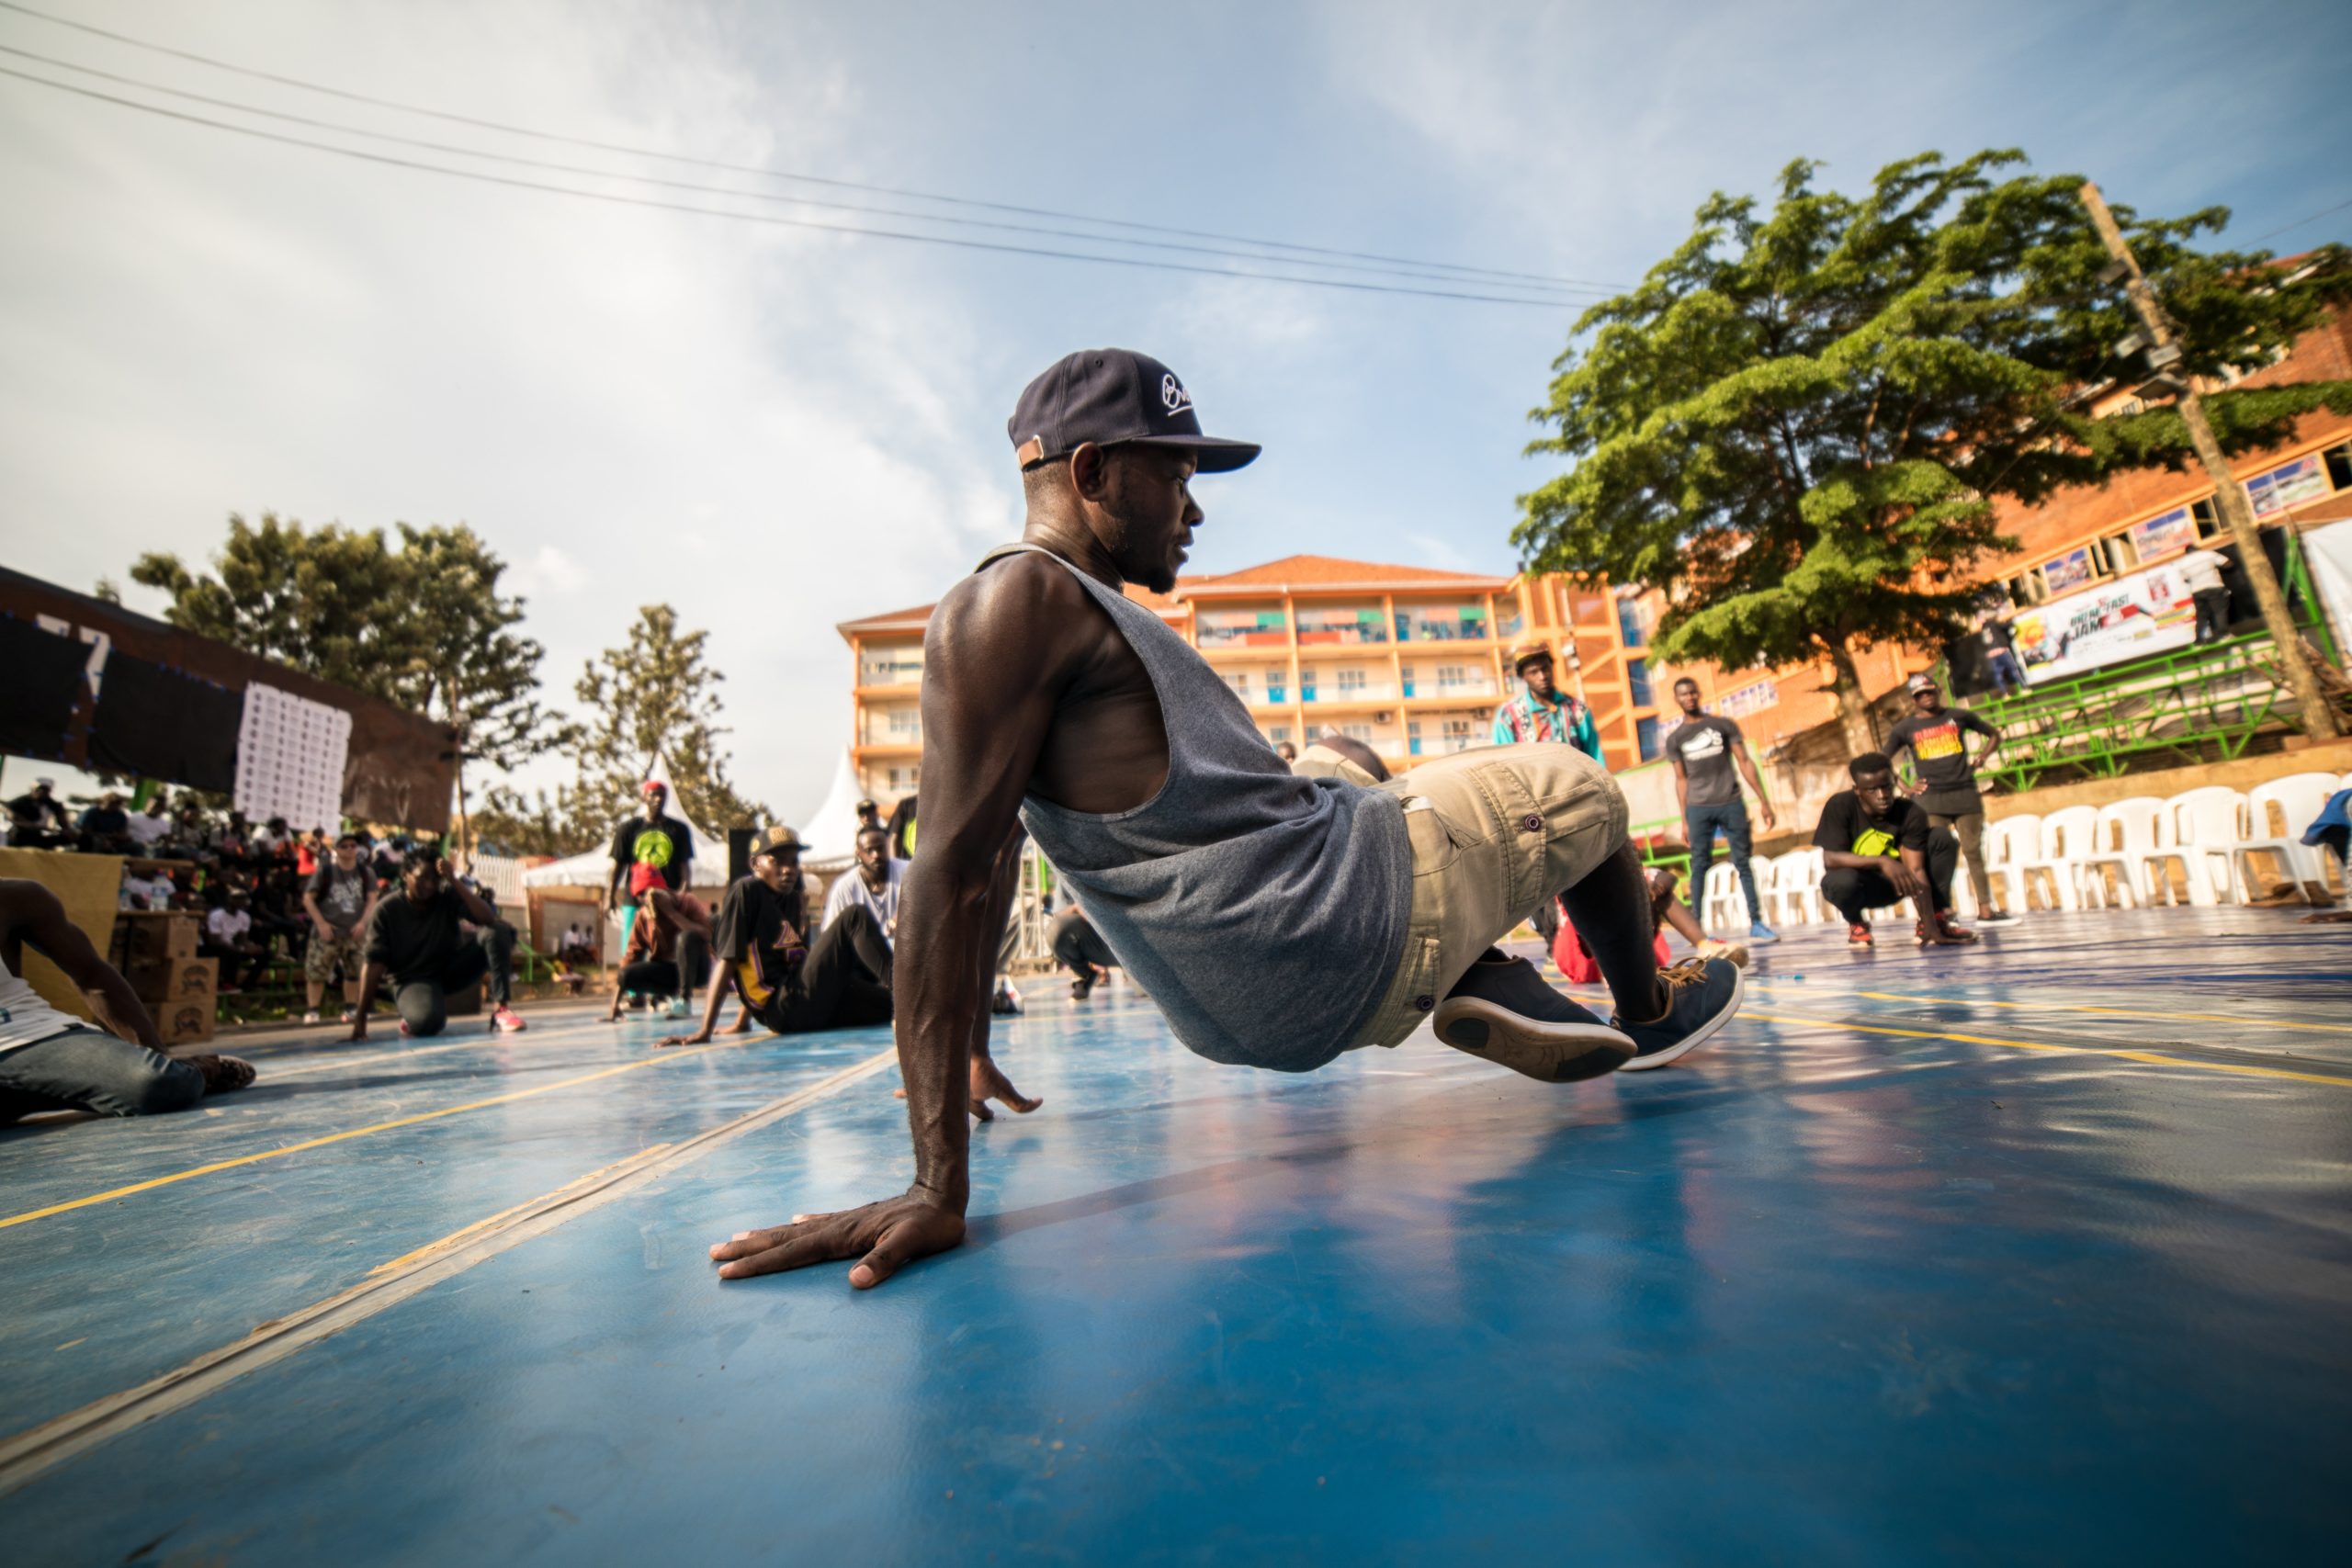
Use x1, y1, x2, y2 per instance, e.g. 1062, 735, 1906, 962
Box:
1619, 961, 1746, 1072
1431, 998, 1634, 1084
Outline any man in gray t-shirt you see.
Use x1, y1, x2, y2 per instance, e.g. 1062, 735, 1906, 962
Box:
1664, 679, 1778, 940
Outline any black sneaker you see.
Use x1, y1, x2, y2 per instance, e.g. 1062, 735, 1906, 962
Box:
1611, 957, 1744, 1072
1433, 953, 1634, 1084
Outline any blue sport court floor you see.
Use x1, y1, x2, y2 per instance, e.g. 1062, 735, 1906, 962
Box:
3, 907, 2348, 1563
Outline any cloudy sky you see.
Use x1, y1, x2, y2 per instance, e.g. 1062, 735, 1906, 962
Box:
4, 0, 2347, 823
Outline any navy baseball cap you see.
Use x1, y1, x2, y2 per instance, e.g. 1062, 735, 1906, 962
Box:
1008, 349, 1261, 473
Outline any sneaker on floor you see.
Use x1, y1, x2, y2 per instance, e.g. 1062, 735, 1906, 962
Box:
991, 980, 1023, 1017
1433, 953, 1634, 1084
1611, 956, 1744, 1072
1693, 939, 1751, 970
1747, 920, 1780, 944
492, 1005, 528, 1032
342, 1006, 358, 1023
301, 1010, 322, 1025
1069, 968, 1097, 1000
1975, 909, 2021, 927
1847, 921, 1874, 948
1917, 913, 1978, 946
665, 996, 690, 1019
399, 1020, 413, 1037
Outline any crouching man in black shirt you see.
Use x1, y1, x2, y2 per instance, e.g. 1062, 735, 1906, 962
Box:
349, 850, 526, 1038
1813, 753, 1976, 949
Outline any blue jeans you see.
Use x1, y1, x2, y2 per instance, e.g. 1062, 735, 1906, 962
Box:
1686, 801, 1761, 925
1986, 649, 2025, 697
0, 1026, 205, 1122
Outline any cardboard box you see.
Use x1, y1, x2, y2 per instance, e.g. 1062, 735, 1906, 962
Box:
153, 997, 217, 1048
124, 913, 200, 962
126, 955, 218, 1005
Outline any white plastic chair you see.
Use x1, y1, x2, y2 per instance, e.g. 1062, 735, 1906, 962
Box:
2079, 797, 2165, 908
1984, 814, 2041, 912
2014, 805, 2100, 911
2244, 773, 2346, 900
1769, 848, 1825, 926
2147, 787, 2250, 906
1701, 862, 1746, 932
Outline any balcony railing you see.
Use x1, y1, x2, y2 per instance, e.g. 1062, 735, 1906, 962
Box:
859, 663, 923, 687
1302, 683, 1397, 704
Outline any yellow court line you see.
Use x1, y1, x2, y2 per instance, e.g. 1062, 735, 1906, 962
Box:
0, 1040, 752, 1231
1742, 1009, 2352, 1088
1746, 981, 2352, 1037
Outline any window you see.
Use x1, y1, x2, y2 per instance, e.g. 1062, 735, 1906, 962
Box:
886, 707, 921, 739
1635, 716, 1660, 761
1340, 723, 1374, 742
1395, 604, 1490, 642
2127, 506, 2197, 562
1400, 664, 1416, 698
2324, 441, 2351, 491
2041, 546, 2098, 596
1615, 594, 1656, 648
2104, 535, 2138, 574
1264, 668, 1288, 704
1223, 672, 1252, 701
1197, 607, 1289, 647
1435, 664, 1472, 692
1295, 606, 1388, 645
859, 653, 923, 686
1407, 720, 1423, 756
1627, 659, 1654, 707
1442, 717, 1476, 743
887, 765, 920, 793
2246, 453, 2330, 518
1336, 668, 1367, 694
1269, 726, 1291, 744
2191, 498, 2224, 539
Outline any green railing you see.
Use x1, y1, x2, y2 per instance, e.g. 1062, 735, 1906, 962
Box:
1972, 620, 2346, 793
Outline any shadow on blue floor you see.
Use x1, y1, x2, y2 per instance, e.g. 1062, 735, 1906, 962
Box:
3, 908, 2349, 1564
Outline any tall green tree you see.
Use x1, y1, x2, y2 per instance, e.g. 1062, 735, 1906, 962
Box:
1515, 150, 2352, 751
131, 513, 413, 699
478, 604, 769, 854
130, 514, 571, 834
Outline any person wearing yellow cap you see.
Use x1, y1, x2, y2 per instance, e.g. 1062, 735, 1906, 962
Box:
1493, 645, 1600, 761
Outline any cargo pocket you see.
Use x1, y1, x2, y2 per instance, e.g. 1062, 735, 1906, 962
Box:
1374, 931, 1444, 1050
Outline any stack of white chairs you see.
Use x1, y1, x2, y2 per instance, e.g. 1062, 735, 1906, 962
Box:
1984, 814, 2042, 913
1701, 862, 1747, 932
2078, 797, 2165, 908
2144, 786, 2250, 906
1769, 847, 1825, 926
2243, 773, 2346, 899
2012, 805, 2101, 911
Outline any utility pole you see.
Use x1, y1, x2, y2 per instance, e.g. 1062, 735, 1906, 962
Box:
2079, 182, 2341, 739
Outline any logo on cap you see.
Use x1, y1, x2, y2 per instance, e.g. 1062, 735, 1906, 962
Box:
1161, 373, 1191, 414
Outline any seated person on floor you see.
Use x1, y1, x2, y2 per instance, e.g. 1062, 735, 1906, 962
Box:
1553, 865, 1748, 984
707, 347, 1742, 1289
1814, 752, 1975, 948
1052, 902, 1121, 998
0, 878, 253, 1122
662, 825, 899, 1044
605, 870, 713, 1021
349, 851, 526, 1039
301, 833, 379, 1025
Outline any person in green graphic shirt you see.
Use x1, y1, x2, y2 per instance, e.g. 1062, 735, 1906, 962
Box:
602, 779, 695, 915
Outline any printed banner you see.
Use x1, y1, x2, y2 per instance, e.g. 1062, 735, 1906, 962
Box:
234, 682, 353, 833
2011, 558, 2197, 683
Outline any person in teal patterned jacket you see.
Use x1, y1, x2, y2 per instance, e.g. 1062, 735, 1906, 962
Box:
1492, 645, 1601, 760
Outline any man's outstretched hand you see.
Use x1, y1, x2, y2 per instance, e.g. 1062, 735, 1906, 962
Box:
709, 1190, 966, 1287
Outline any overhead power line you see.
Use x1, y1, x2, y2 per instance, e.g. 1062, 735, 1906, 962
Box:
0, 40, 1617, 301
0, 0, 1631, 293
2246, 196, 2352, 247
0, 63, 1585, 308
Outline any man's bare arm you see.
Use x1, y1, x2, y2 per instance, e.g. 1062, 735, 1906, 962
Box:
709, 557, 1078, 1287
1732, 745, 1776, 829
1670, 753, 1689, 816
10, 883, 162, 1049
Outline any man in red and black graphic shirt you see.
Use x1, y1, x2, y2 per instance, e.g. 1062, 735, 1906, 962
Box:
1884, 673, 2012, 925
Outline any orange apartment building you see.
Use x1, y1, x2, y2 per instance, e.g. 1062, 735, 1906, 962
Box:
840, 307, 2352, 812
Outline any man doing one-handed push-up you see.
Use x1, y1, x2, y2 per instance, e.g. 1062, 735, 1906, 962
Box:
709, 350, 1743, 1288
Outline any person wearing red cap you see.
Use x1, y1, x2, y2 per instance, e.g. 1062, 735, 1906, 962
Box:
707, 348, 1742, 1292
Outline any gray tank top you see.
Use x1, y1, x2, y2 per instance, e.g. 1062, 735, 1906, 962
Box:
985, 544, 1410, 1071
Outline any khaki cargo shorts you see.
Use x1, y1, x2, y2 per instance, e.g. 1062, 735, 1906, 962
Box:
1343, 743, 1628, 1051
304, 929, 362, 985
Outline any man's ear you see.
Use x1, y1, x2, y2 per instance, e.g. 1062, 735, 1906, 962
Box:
1068, 442, 1111, 502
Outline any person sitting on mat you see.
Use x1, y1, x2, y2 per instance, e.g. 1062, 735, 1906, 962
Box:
0, 878, 254, 1122
707, 347, 1741, 1290
1814, 753, 1975, 949
349, 851, 526, 1039
604, 870, 713, 1022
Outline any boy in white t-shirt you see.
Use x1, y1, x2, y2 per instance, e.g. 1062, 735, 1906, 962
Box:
824, 826, 905, 945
